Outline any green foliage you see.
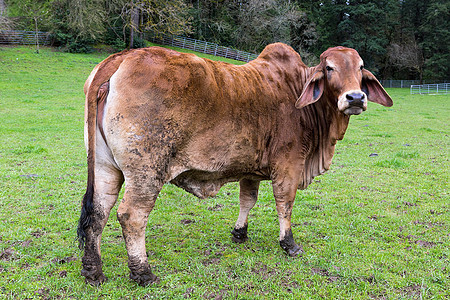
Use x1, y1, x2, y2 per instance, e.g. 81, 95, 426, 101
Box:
420, 1, 450, 80
4, 0, 51, 31
394, 0, 450, 81
0, 46, 449, 298
52, 31, 94, 53
48, 0, 104, 53
3, 0, 448, 78
311, 0, 398, 74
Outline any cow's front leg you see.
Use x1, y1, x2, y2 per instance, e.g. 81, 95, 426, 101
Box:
272, 176, 304, 257
117, 186, 159, 286
231, 179, 260, 243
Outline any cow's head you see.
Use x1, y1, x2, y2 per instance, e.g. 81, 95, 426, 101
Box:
295, 46, 393, 115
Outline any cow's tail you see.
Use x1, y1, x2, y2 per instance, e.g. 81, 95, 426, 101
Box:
77, 50, 130, 250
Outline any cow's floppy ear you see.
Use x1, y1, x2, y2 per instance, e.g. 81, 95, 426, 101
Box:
362, 69, 393, 107
295, 70, 324, 109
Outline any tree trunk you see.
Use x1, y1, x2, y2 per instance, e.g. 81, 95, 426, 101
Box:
34, 16, 39, 54
129, 3, 139, 49
129, 26, 134, 49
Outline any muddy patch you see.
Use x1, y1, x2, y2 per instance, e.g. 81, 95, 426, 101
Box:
59, 270, 68, 277
35, 288, 50, 299
250, 262, 279, 280
31, 228, 46, 238
401, 284, 424, 299
415, 240, 436, 248
311, 267, 340, 282
412, 220, 444, 228
0, 248, 15, 261
368, 215, 385, 221
183, 287, 194, 298
180, 219, 195, 225
401, 235, 438, 248
52, 256, 77, 265
202, 250, 222, 266
207, 204, 224, 211
21, 240, 32, 247
203, 290, 227, 299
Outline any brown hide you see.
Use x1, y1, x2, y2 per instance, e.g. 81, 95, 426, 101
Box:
88, 44, 355, 193
79, 43, 393, 286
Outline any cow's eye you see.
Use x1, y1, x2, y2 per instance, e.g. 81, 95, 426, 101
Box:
360, 65, 364, 70
326, 66, 333, 71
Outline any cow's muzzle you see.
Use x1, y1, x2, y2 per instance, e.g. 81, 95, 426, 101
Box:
338, 90, 367, 115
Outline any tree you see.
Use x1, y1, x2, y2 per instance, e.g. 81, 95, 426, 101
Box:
389, 0, 449, 81
120, 0, 192, 48
234, 0, 316, 55
52, 0, 106, 41
313, 0, 399, 75
387, 40, 424, 80
4, 0, 51, 52
420, 1, 449, 81
0, 0, 14, 30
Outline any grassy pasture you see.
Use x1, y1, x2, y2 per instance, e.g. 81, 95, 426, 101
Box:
0, 45, 448, 299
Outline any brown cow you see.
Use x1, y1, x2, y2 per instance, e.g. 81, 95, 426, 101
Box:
77, 43, 392, 286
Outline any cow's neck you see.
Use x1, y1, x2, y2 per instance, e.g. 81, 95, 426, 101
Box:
297, 85, 350, 189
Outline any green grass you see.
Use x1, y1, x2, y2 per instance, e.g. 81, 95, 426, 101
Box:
0, 45, 448, 299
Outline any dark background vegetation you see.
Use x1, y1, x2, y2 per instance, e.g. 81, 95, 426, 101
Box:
1, 0, 449, 80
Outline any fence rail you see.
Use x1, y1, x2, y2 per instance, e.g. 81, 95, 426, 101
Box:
380, 79, 436, 88
410, 83, 450, 95
145, 32, 259, 62
0, 30, 51, 46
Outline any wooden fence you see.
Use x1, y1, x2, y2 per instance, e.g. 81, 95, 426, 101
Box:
145, 32, 259, 62
0, 30, 51, 46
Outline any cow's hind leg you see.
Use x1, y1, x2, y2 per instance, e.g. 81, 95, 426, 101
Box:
79, 166, 123, 286
231, 179, 260, 243
116, 177, 162, 286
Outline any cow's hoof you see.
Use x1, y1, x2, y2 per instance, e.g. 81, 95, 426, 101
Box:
128, 257, 159, 287
283, 243, 304, 257
130, 269, 159, 287
280, 229, 304, 257
81, 265, 107, 286
231, 226, 248, 244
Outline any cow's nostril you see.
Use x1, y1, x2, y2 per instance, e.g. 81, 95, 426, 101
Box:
347, 92, 365, 102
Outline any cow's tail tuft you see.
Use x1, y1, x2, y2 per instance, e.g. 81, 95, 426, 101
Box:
76, 49, 130, 251
77, 174, 94, 250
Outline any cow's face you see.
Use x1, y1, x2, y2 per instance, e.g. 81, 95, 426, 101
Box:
295, 47, 392, 115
